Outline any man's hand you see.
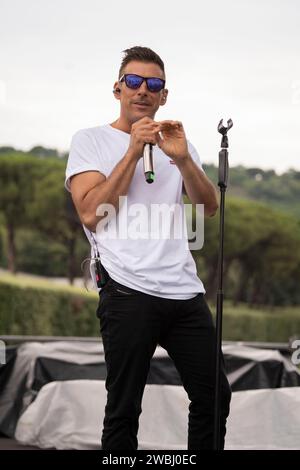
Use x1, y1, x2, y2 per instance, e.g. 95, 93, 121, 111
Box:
155, 119, 218, 216
156, 120, 189, 163
128, 117, 161, 161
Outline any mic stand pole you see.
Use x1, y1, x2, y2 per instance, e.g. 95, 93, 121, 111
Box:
213, 118, 233, 450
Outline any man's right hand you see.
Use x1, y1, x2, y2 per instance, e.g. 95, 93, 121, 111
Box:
128, 117, 161, 161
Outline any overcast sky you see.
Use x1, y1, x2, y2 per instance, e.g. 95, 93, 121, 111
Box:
1, 0, 299, 173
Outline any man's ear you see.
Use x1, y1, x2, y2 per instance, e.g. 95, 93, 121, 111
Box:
160, 89, 168, 106
112, 81, 121, 100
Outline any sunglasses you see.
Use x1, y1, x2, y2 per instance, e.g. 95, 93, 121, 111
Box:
119, 74, 165, 93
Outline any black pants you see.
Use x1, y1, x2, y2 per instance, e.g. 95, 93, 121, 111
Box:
97, 278, 231, 450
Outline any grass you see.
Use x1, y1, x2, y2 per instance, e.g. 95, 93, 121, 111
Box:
0, 271, 97, 298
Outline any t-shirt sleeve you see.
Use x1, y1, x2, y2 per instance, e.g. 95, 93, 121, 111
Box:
187, 140, 205, 172
65, 129, 108, 192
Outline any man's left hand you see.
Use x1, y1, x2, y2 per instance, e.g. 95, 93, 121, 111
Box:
156, 120, 190, 164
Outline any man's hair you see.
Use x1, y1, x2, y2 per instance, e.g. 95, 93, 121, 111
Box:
118, 46, 165, 79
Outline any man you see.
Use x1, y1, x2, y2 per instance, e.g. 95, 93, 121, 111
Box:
65, 46, 231, 450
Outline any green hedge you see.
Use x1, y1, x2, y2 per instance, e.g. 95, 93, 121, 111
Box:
221, 305, 300, 342
0, 277, 299, 342
0, 277, 99, 337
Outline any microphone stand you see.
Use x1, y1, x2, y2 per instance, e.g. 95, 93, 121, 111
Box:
213, 118, 233, 450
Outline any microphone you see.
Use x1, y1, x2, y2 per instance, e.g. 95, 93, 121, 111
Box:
143, 144, 155, 183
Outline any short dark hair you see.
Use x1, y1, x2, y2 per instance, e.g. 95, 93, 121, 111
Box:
118, 46, 165, 79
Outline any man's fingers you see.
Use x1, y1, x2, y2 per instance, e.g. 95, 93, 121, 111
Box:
139, 132, 160, 145
155, 131, 163, 148
136, 121, 161, 129
136, 119, 183, 129
158, 120, 178, 125
157, 120, 183, 129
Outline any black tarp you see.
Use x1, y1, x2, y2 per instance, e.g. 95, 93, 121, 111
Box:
0, 341, 299, 438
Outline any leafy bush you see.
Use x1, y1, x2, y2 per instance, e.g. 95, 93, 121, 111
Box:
0, 277, 99, 337
221, 303, 300, 342
1, 277, 299, 342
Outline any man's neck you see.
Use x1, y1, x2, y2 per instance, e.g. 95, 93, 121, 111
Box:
110, 118, 131, 134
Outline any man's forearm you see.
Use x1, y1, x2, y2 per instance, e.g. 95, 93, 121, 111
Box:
82, 150, 139, 231
176, 154, 219, 216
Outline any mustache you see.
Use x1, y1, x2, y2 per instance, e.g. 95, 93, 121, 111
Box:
132, 100, 151, 105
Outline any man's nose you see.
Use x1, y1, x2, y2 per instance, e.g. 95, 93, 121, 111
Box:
137, 80, 148, 95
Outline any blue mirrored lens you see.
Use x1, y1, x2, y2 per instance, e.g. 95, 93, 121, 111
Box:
125, 74, 143, 89
147, 78, 164, 92
123, 74, 165, 92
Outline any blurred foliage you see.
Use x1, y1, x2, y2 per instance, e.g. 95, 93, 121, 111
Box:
14, 229, 87, 277
0, 149, 88, 283
193, 198, 300, 306
0, 147, 299, 307
204, 164, 300, 217
0, 276, 98, 337
0, 275, 299, 341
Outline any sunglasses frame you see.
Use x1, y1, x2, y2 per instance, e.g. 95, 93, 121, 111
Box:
119, 74, 166, 93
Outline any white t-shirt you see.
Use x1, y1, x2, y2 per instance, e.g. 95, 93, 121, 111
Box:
65, 124, 205, 299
